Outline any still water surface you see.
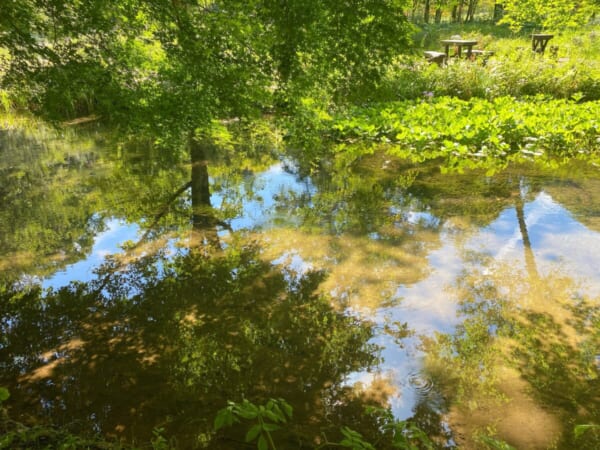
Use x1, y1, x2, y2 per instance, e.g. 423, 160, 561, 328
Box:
1, 121, 599, 448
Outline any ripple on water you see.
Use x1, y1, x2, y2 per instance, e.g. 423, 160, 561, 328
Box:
407, 371, 435, 399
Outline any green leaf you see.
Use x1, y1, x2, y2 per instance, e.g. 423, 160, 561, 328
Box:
478, 435, 517, 450
237, 409, 258, 419
574, 424, 600, 439
262, 423, 281, 432
257, 434, 268, 450
214, 408, 234, 430
279, 399, 293, 418
0, 387, 9, 402
235, 401, 259, 419
245, 424, 262, 442
338, 427, 375, 449
0, 433, 15, 448
270, 403, 285, 421
341, 426, 362, 439
263, 410, 281, 423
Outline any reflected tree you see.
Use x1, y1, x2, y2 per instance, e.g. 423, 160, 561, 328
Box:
421, 260, 600, 449
0, 123, 106, 282
0, 237, 381, 448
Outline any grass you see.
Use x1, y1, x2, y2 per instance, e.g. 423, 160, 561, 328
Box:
373, 24, 600, 103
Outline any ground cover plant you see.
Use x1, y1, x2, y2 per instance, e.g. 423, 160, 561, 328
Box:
319, 96, 600, 172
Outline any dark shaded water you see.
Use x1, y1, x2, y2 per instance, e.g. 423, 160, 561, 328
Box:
1, 118, 600, 448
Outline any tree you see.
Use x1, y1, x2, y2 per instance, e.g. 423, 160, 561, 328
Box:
1, 1, 413, 246
1, 0, 413, 122
499, 0, 597, 31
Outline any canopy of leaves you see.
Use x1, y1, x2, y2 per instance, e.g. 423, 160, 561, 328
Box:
499, 0, 598, 31
1, 0, 412, 135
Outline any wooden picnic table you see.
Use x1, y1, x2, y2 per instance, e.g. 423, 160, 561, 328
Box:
531, 34, 554, 53
441, 39, 478, 59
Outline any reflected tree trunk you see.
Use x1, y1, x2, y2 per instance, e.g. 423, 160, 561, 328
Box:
515, 195, 540, 283
189, 133, 220, 250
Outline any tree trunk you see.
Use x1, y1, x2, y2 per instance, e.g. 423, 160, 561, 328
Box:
466, 0, 477, 22
435, 8, 442, 23
493, 3, 504, 22
189, 133, 220, 249
424, 0, 431, 23
515, 195, 539, 283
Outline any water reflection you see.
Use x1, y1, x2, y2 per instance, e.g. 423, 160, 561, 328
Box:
422, 260, 600, 449
0, 241, 380, 447
1, 121, 600, 448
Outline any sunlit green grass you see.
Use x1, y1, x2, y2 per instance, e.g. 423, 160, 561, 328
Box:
377, 24, 600, 102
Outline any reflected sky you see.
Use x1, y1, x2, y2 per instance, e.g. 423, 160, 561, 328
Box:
42, 219, 140, 289
214, 162, 314, 231
347, 189, 600, 422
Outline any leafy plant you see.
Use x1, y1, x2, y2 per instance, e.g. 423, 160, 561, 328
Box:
476, 433, 517, 450
574, 424, 600, 439
334, 426, 376, 450
150, 427, 170, 450
214, 398, 292, 450
320, 96, 600, 172
0, 388, 9, 404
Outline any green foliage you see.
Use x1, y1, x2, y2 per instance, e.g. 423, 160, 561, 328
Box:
336, 426, 376, 449
150, 427, 171, 450
213, 400, 436, 450
265, 0, 413, 106
0, 91, 11, 113
499, 0, 597, 31
476, 433, 517, 450
323, 96, 600, 172
361, 407, 436, 450
1, 0, 415, 134
378, 26, 600, 103
0, 389, 120, 450
214, 398, 292, 450
574, 424, 600, 439
0, 388, 9, 403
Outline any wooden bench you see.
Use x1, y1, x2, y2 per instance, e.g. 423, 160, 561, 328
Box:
424, 51, 446, 66
532, 34, 554, 54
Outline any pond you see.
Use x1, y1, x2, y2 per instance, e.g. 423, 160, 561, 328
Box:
1, 118, 599, 449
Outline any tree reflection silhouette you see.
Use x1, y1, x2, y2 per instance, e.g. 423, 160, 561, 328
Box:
0, 238, 381, 448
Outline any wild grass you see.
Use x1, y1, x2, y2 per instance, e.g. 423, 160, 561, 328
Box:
376, 24, 600, 102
